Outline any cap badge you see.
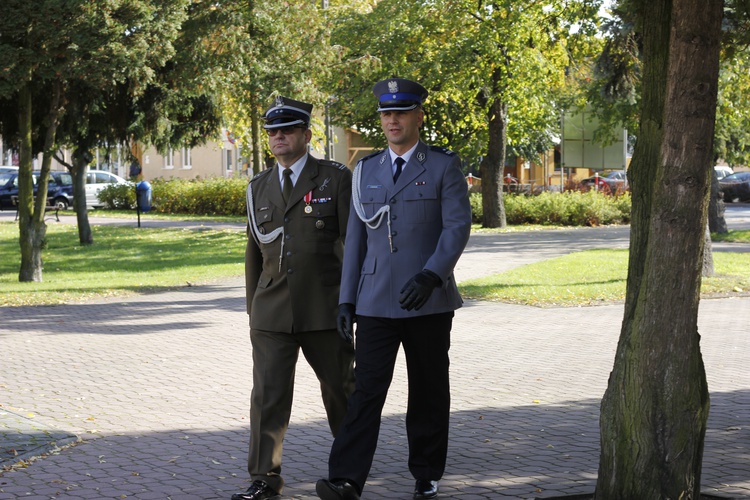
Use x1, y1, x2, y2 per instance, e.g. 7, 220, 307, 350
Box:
274, 96, 284, 107
388, 80, 399, 93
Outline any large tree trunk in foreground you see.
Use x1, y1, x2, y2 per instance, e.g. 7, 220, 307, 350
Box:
596, 0, 722, 498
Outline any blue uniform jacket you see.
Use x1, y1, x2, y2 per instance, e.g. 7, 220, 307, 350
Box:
340, 141, 472, 318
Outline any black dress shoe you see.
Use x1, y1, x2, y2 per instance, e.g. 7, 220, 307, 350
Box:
413, 479, 439, 499
316, 478, 360, 500
231, 480, 281, 500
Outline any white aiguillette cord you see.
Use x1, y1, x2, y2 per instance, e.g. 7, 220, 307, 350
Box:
246, 183, 286, 271
351, 159, 394, 252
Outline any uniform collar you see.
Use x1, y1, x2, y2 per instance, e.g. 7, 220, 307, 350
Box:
388, 143, 418, 166
277, 153, 308, 186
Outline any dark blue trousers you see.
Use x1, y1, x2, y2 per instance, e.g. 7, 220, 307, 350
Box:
327, 312, 453, 494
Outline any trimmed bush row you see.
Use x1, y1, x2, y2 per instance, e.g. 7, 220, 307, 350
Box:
100, 176, 631, 226
471, 191, 631, 226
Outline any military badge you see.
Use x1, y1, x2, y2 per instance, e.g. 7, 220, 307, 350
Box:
417, 152, 426, 163
388, 80, 399, 94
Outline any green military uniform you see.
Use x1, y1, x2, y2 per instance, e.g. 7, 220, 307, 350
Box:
243, 153, 355, 495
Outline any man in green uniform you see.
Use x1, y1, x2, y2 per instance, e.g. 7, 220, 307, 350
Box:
232, 96, 355, 500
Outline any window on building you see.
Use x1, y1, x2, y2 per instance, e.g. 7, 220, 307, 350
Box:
164, 148, 174, 169
225, 149, 233, 171
182, 147, 192, 169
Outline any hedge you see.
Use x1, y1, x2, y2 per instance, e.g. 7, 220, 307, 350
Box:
99, 176, 632, 226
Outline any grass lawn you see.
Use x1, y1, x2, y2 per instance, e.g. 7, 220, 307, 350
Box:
0, 222, 246, 306
459, 248, 750, 307
2, 220, 749, 308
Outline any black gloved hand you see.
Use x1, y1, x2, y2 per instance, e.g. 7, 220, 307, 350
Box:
337, 303, 356, 344
399, 270, 442, 311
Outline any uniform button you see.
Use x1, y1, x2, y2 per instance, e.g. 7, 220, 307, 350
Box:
285, 234, 291, 240
286, 251, 292, 257
392, 247, 398, 252
284, 217, 290, 223
391, 231, 397, 236
287, 268, 294, 274
391, 214, 397, 220
390, 198, 396, 203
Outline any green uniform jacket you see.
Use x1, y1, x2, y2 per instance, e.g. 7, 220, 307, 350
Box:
245, 156, 352, 333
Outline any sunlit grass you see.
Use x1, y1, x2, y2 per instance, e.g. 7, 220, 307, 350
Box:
0, 222, 246, 306
712, 229, 750, 243
459, 249, 750, 307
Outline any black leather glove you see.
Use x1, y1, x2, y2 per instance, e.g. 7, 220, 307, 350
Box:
337, 303, 356, 344
399, 270, 442, 311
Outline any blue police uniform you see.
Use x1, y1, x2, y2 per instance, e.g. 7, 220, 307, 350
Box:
319, 79, 472, 500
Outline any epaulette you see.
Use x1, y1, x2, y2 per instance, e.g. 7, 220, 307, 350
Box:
358, 149, 385, 164
318, 159, 349, 171
428, 145, 456, 157
250, 168, 273, 183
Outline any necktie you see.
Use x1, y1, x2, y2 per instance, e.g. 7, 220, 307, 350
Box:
282, 168, 293, 204
393, 157, 405, 182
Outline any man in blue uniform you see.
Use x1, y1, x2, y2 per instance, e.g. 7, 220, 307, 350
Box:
232, 96, 355, 500
316, 78, 472, 500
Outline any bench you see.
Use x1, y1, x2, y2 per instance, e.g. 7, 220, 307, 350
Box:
11, 195, 61, 222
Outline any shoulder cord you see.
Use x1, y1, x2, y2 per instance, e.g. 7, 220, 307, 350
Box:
351, 160, 393, 252
246, 183, 286, 271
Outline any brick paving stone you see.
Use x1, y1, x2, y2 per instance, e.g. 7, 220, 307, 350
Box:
1, 211, 749, 499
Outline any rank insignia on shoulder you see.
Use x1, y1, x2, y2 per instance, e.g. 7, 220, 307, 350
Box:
429, 145, 456, 156
251, 169, 273, 182
320, 159, 348, 170
358, 149, 384, 164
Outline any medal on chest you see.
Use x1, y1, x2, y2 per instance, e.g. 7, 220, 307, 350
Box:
304, 190, 313, 213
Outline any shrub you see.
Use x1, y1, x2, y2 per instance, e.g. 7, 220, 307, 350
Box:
474, 191, 631, 227
98, 183, 136, 210
150, 176, 249, 216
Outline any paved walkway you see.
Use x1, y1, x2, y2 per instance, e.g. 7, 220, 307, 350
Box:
1, 207, 749, 499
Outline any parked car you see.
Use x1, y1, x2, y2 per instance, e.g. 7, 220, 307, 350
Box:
714, 165, 734, 180
48, 171, 74, 209
0, 166, 19, 174
85, 170, 129, 208
0, 170, 73, 210
719, 171, 750, 202
581, 170, 629, 194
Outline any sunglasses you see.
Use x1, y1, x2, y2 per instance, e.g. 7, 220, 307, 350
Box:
266, 125, 305, 137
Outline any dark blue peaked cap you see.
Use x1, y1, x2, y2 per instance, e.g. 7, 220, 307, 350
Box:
263, 96, 313, 129
373, 78, 428, 112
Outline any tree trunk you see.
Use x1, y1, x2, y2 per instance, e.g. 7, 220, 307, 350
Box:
251, 93, 262, 175
707, 169, 727, 233
480, 96, 508, 228
596, 0, 721, 497
17, 83, 44, 282
702, 226, 714, 277
72, 149, 94, 246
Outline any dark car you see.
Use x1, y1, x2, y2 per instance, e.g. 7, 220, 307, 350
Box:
719, 171, 750, 203
0, 170, 74, 210
581, 170, 629, 194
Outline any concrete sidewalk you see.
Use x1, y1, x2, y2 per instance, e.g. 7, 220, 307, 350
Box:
1, 212, 749, 498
